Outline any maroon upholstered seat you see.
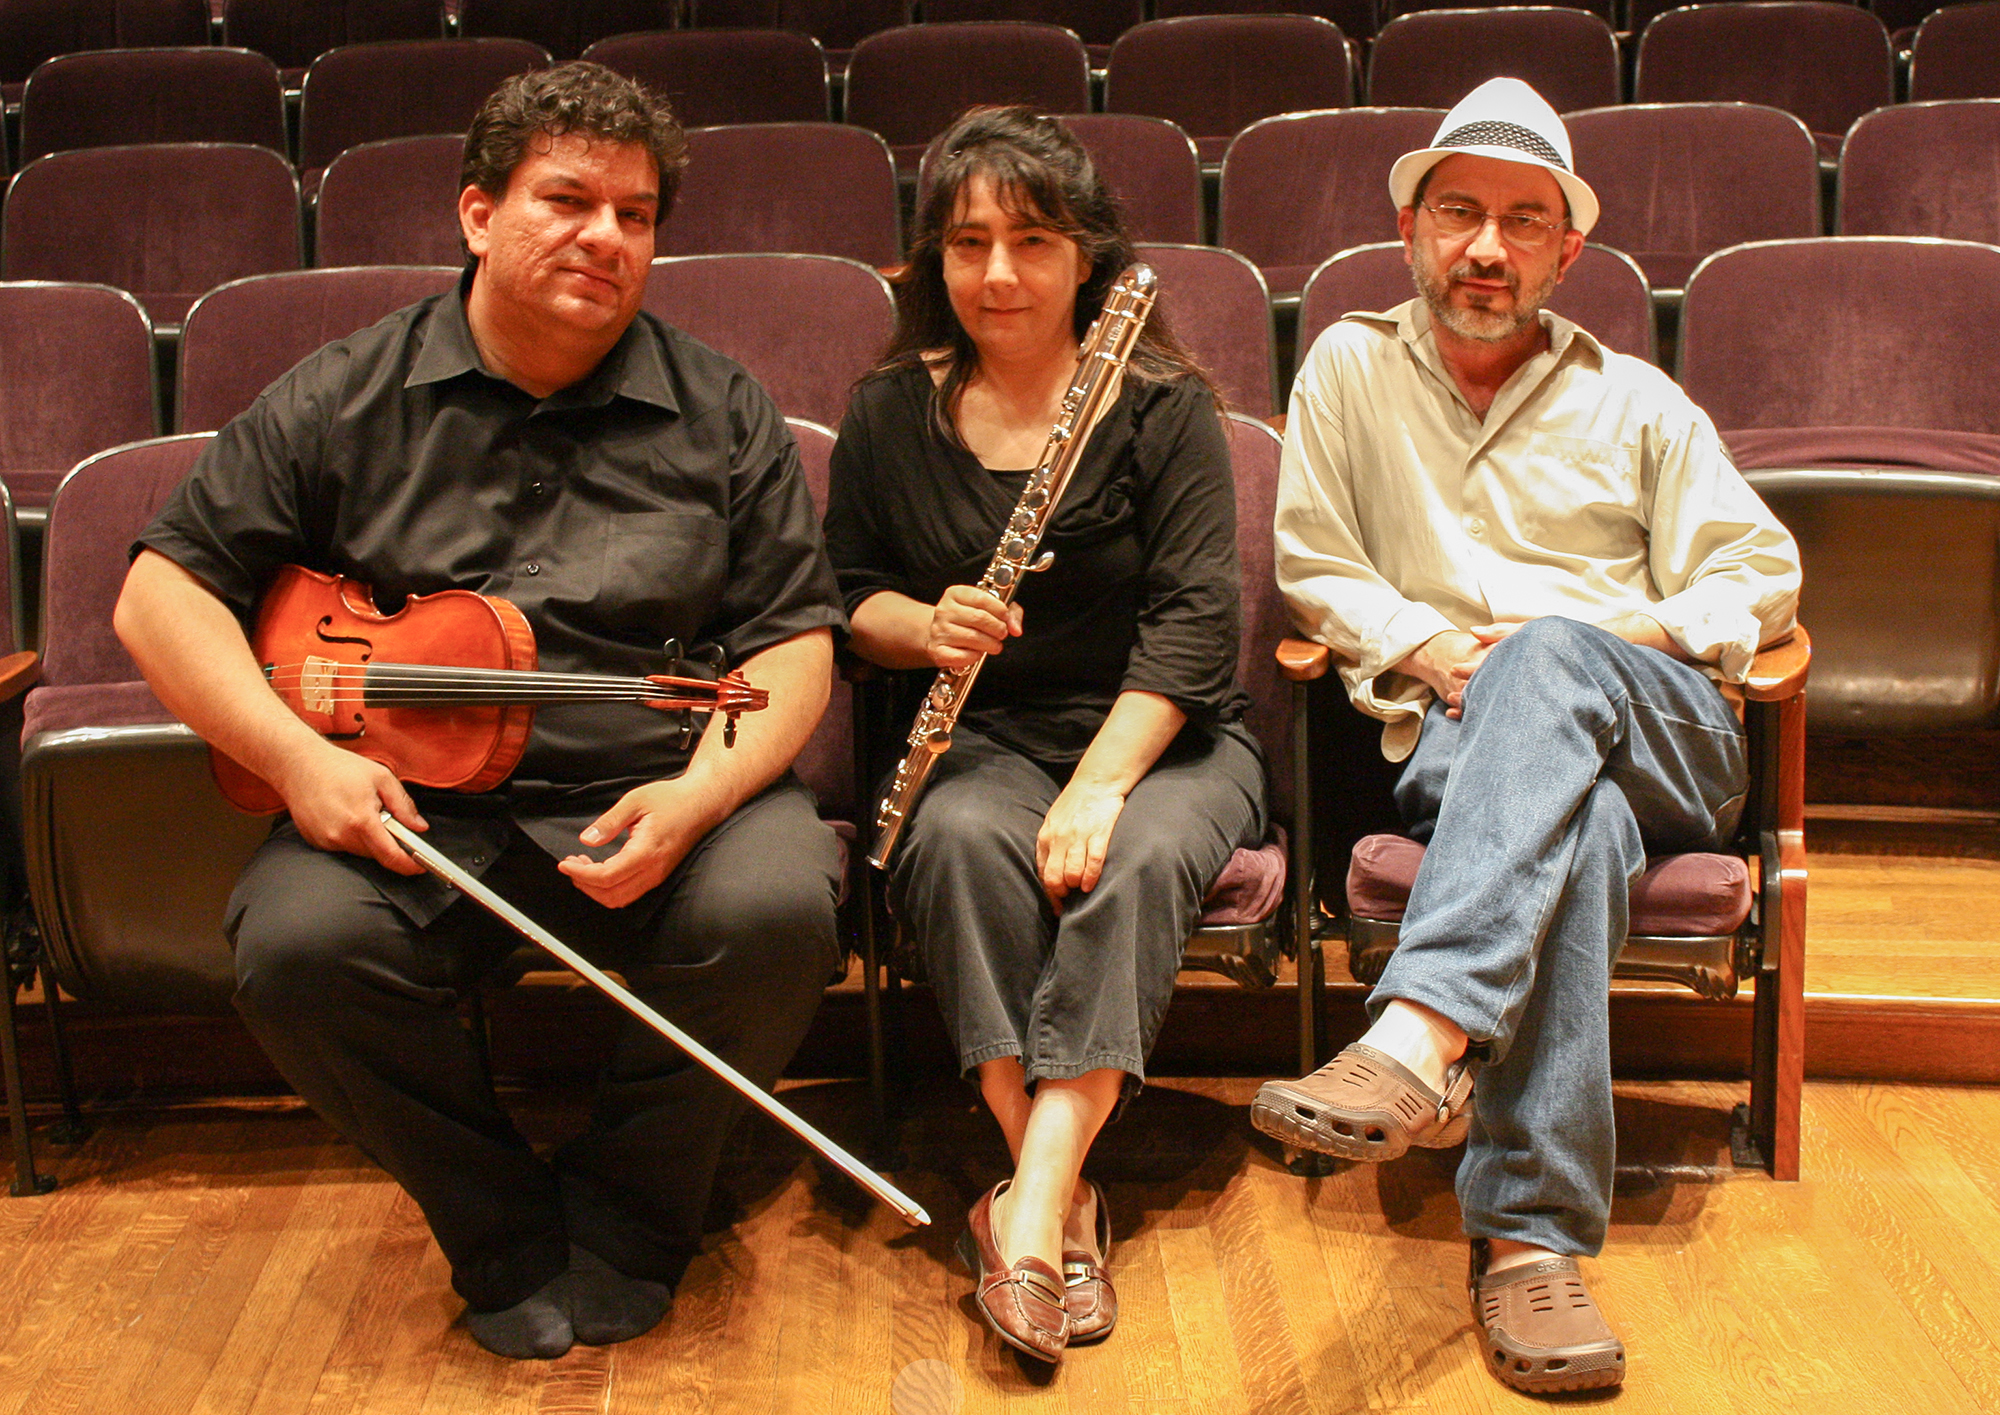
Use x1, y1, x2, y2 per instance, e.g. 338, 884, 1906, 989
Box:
1634, 2, 1894, 158
1155, 0, 1376, 40
0, 282, 158, 512
582, 29, 829, 128
1392, 0, 1608, 19
177, 266, 462, 433
315, 134, 467, 268
297, 38, 550, 188
662, 124, 900, 267
1346, 832, 1753, 937
19, 48, 288, 164
0, 0, 210, 97
3, 144, 302, 328
923, 0, 1141, 63
844, 22, 1090, 175
1909, 2, 2000, 102
457, 0, 670, 60
1839, 99, 2000, 243
1297, 241, 1659, 365
684, 0, 907, 59
1368, 8, 1618, 114
1217, 107, 1442, 298
223, 0, 443, 72
1106, 15, 1354, 164
1056, 114, 1203, 246
1136, 243, 1277, 416
642, 253, 895, 428
1568, 102, 1820, 293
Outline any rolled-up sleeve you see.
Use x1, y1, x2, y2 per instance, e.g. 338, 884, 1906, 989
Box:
1642, 404, 1801, 680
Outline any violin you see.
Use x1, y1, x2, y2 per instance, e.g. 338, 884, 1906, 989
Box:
211, 565, 769, 814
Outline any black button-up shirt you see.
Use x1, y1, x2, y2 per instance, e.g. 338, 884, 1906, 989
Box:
140, 274, 845, 922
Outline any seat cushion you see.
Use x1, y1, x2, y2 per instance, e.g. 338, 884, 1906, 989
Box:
1199, 828, 1287, 926
1346, 832, 1752, 937
22, 680, 178, 742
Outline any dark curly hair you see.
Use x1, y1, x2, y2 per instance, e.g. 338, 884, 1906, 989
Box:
880, 105, 1220, 446
461, 61, 689, 223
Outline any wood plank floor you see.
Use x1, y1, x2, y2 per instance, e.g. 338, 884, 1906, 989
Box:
0, 1075, 1995, 1414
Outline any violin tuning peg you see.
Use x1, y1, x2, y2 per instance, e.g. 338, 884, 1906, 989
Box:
723, 714, 738, 748
677, 709, 696, 750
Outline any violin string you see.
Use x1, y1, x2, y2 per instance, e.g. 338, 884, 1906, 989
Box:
264, 661, 741, 702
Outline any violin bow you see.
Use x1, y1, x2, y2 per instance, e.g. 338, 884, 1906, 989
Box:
379, 814, 930, 1229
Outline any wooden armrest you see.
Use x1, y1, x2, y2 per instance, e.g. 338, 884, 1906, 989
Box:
1276, 637, 1330, 682
1743, 625, 1811, 702
0, 650, 39, 703
1266, 412, 1287, 435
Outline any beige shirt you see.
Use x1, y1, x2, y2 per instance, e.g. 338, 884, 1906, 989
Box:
1275, 299, 1801, 761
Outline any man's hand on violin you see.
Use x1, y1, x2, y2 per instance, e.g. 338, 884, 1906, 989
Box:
274, 742, 430, 876
928, 585, 1024, 671
559, 780, 712, 908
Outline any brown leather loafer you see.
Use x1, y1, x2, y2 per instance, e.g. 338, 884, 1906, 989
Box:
1251, 1042, 1473, 1161
1062, 1182, 1116, 1344
1470, 1240, 1626, 1394
957, 1181, 1069, 1363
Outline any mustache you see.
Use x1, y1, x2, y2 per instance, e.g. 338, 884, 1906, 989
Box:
1450, 259, 1519, 292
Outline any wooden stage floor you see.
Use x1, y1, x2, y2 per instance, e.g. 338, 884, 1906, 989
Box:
0, 1075, 1994, 1414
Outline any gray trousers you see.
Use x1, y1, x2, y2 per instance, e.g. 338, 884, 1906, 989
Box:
227, 777, 842, 1312
890, 723, 1266, 1089
1376, 617, 1747, 1255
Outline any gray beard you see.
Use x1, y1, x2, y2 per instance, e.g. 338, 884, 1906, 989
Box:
1412, 252, 1559, 343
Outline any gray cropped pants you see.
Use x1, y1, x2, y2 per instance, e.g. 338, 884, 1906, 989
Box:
889, 723, 1266, 1090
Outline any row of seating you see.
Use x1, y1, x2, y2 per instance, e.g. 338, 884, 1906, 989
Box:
4, 4, 2000, 181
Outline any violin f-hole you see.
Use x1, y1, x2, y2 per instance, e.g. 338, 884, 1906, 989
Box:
314, 614, 375, 660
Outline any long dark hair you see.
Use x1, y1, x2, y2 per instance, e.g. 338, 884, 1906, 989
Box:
878, 105, 1220, 447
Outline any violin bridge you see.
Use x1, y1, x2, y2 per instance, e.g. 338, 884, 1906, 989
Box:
299, 656, 342, 715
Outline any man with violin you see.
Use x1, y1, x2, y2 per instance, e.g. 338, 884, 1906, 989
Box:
113, 64, 847, 1359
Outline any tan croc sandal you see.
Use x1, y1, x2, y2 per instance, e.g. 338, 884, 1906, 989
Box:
1250, 1042, 1473, 1161
1062, 1182, 1116, 1344
1470, 1240, 1627, 1394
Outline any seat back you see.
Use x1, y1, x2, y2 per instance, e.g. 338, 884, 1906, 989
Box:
1634, 2, 1894, 147
844, 23, 1091, 171
1056, 114, 1203, 246
1106, 15, 1354, 163
662, 124, 900, 266
456, 0, 671, 60
1224, 412, 1295, 821
643, 254, 895, 427
1367, 8, 1619, 113
0, 0, 210, 85
0, 282, 158, 512
1839, 100, 2000, 242
1217, 106, 1443, 296
3, 144, 303, 328
782, 416, 857, 822
1392, 0, 1608, 17
923, 0, 1141, 48
1910, 2, 2000, 101
1567, 102, 1820, 293
685, 0, 908, 54
581, 29, 829, 129
298, 38, 551, 177
177, 266, 462, 432
1154, 0, 1377, 40
20, 48, 289, 163
1138, 244, 1277, 416
224, 0, 444, 70
1296, 241, 1658, 364
1679, 237, 2000, 435
315, 133, 469, 267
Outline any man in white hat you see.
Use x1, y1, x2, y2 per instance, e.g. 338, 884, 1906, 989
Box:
1252, 78, 1800, 1394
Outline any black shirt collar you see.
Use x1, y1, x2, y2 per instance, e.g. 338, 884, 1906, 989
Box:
406, 263, 680, 416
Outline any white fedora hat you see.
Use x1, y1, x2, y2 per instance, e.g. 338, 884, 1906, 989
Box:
1387, 77, 1599, 236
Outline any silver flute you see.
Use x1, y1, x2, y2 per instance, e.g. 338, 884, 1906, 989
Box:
867, 263, 1159, 871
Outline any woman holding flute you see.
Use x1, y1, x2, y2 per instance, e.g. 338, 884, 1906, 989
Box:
823, 106, 1267, 1364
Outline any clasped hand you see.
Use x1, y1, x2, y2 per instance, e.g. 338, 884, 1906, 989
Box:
1397, 625, 1519, 719
927, 585, 1024, 670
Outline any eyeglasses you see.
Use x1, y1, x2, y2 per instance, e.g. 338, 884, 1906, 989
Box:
1419, 201, 1565, 251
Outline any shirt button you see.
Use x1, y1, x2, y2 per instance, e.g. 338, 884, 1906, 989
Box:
1467, 517, 1486, 536
529, 481, 547, 497
525, 562, 541, 576
470, 854, 486, 866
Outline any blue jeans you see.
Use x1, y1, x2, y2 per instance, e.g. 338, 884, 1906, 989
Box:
1374, 617, 1747, 1256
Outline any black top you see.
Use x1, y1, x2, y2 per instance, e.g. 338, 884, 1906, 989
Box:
140, 274, 844, 921
823, 361, 1246, 765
